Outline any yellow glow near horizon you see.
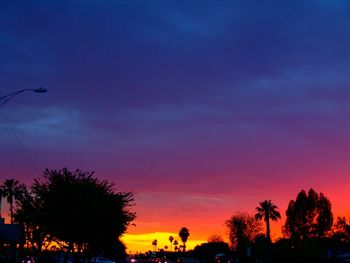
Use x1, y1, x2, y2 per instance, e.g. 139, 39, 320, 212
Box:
121, 232, 207, 254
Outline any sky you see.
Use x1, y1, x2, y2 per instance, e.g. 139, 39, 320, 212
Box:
1, 0, 350, 253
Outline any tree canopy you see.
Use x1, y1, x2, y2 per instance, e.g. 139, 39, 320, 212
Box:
14, 183, 50, 254
179, 227, 190, 251
208, 234, 224, 243
14, 168, 136, 259
1, 179, 23, 223
226, 212, 261, 252
332, 216, 350, 244
255, 200, 281, 242
284, 188, 333, 240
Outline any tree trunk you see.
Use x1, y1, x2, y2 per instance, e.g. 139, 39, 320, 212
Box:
266, 217, 270, 242
266, 215, 271, 263
10, 198, 13, 224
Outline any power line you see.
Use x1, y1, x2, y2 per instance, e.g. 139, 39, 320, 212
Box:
0, 111, 42, 175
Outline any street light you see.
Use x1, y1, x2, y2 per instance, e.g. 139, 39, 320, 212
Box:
0, 87, 47, 222
0, 87, 48, 107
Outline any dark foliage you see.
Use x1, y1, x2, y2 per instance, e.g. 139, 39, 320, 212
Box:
332, 216, 350, 244
179, 227, 190, 252
255, 200, 281, 243
208, 234, 224, 243
14, 168, 136, 260
284, 188, 333, 240
14, 184, 50, 255
226, 212, 261, 261
226, 212, 262, 249
1, 179, 23, 223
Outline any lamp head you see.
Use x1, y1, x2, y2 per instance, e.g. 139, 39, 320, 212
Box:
34, 87, 48, 93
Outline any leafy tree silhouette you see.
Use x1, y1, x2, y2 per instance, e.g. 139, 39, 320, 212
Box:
15, 168, 135, 262
179, 227, 190, 252
226, 212, 261, 261
284, 188, 333, 240
332, 216, 350, 244
14, 183, 51, 258
208, 234, 224, 243
1, 179, 23, 223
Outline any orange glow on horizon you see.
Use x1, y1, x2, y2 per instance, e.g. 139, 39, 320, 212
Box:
2, 179, 350, 254
121, 232, 207, 254
122, 184, 350, 253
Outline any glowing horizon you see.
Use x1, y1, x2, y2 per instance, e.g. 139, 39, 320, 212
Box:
121, 232, 207, 254
1, 183, 350, 253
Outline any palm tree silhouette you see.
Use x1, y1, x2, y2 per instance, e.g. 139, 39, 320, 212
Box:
169, 235, 174, 251
173, 240, 179, 252
1, 179, 21, 223
254, 200, 281, 242
179, 227, 190, 252
152, 239, 158, 252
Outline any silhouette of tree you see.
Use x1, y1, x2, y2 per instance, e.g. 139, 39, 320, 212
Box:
332, 216, 350, 244
1, 179, 23, 223
255, 200, 281, 242
22, 168, 135, 261
284, 188, 333, 240
317, 193, 333, 236
208, 234, 224, 243
169, 235, 174, 251
152, 239, 158, 251
14, 183, 51, 257
179, 227, 190, 252
173, 239, 179, 252
226, 212, 261, 260
255, 200, 280, 263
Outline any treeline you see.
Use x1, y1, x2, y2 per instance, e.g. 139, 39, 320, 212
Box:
2, 170, 350, 263
0, 168, 136, 263
219, 188, 347, 263
147, 188, 347, 263
152, 227, 190, 253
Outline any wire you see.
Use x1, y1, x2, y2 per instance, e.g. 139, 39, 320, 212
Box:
0, 111, 42, 175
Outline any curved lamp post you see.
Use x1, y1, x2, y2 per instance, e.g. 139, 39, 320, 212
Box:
0, 87, 47, 108
0, 87, 47, 221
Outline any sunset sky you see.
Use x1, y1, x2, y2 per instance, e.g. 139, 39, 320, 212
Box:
1, 0, 350, 254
